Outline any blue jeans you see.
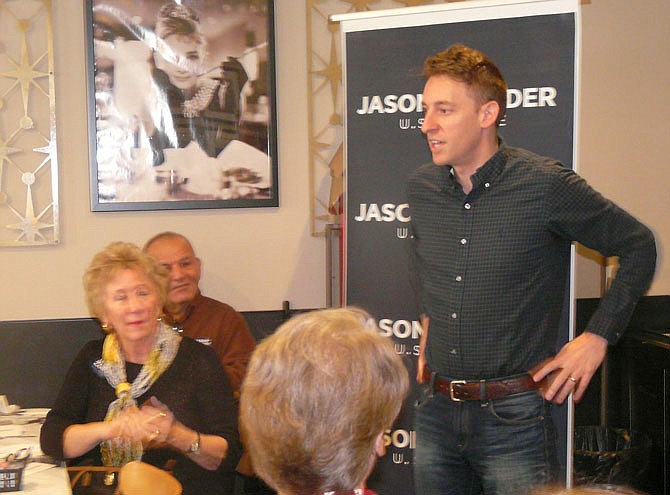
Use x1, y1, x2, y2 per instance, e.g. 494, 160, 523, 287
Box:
414, 385, 558, 495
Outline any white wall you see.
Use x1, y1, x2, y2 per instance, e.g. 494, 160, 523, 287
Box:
576, 0, 669, 297
1, 0, 668, 321
0, 0, 325, 320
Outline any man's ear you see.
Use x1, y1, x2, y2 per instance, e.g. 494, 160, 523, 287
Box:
480, 101, 500, 128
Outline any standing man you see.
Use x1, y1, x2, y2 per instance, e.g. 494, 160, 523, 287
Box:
143, 232, 255, 396
408, 44, 656, 494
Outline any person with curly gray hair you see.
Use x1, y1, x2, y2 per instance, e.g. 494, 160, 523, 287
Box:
240, 308, 409, 495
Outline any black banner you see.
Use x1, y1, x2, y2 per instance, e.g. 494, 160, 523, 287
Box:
341, 3, 577, 494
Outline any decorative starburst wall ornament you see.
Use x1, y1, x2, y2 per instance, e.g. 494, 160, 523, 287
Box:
0, 0, 59, 246
306, 0, 449, 236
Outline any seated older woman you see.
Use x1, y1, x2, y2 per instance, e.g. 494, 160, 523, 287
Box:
240, 308, 409, 495
40, 242, 241, 494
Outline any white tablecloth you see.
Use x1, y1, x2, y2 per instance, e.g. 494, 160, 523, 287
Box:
0, 409, 71, 494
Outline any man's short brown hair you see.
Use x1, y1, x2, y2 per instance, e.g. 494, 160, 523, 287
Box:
423, 44, 508, 125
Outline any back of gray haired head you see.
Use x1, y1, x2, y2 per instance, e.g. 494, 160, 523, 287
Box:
240, 307, 409, 495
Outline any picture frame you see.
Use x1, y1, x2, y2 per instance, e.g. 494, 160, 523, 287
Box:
85, 0, 278, 211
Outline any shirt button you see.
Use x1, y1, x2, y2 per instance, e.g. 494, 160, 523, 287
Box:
455, 275, 462, 282
484, 182, 490, 188
451, 312, 457, 319
464, 203, 471, 210
460, 238, 467, 245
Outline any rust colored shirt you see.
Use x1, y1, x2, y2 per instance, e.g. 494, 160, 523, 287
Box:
171, 292, 255, 394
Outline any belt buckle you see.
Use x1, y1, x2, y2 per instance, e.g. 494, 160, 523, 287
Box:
449, 380, 467, 401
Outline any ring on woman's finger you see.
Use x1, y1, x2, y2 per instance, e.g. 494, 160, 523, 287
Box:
148, 429, 161, 441
151, 411, 168, 421
569, 376, 577, 383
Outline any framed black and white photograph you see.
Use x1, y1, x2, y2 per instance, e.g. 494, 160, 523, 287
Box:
86, 0, 278, 211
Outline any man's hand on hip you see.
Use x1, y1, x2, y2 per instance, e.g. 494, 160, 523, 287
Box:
532, 332, 608, 405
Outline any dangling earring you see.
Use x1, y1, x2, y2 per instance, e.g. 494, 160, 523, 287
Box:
101, 322, 111, 333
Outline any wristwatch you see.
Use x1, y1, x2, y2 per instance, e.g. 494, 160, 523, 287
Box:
188, 431, 201, 455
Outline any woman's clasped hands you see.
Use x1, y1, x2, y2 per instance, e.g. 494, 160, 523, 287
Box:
109, 396, 175, 449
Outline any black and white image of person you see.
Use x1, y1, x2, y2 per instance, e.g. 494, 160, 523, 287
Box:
146, 2, 248, 165
92, 0, 272, 203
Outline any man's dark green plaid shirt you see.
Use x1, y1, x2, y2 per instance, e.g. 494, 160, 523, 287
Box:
407, 144, 656, 380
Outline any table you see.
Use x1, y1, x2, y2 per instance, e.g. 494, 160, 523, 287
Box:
0, 409, 71, 494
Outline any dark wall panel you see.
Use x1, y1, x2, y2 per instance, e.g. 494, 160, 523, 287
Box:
0, 309, 309, 408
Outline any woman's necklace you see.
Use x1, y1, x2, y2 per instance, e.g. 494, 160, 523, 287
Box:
182, 79, 218, 118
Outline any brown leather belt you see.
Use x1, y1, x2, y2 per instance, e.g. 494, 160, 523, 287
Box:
426, 366, 546, 402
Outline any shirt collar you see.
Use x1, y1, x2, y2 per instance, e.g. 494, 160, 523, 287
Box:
167, 291, 203, 329
469, 139, 507, 191
446, 137, 507, 193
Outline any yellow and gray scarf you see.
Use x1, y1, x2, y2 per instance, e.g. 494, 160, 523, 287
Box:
92, 321, 180, 466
